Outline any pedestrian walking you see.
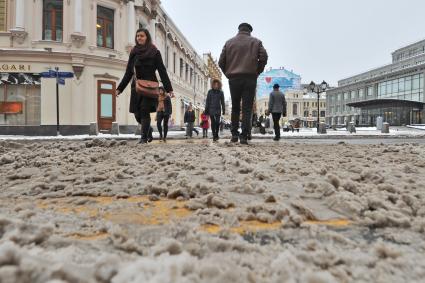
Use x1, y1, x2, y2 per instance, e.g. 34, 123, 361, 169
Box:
268, 84, 287, 141
184, 104, 196, 138
116, 28, 174, 144
200, 111, 209, 138
219, 23, 268, 145
205, 79, 225, 141
156, 87, 172, 142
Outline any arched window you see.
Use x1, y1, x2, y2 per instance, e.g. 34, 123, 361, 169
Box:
43, 0, 63, 41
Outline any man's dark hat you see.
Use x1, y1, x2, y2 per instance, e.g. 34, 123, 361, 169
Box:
273, 84, 280, 89
238, 23, 253, 32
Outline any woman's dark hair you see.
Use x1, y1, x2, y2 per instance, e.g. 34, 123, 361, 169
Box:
135, 28, 152, 46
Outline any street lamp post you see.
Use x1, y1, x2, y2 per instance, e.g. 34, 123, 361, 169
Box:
307, 81, 329, 133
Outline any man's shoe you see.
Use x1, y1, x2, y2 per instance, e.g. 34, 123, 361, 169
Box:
230, 136, 239, 143
273, 137, 280, 141
139, 139, 148, 144
240, 137, 248, 145
163, 138, 167, 143
247, 133, 252, 141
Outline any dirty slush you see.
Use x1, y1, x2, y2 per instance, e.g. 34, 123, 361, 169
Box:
0, 139, 425, 283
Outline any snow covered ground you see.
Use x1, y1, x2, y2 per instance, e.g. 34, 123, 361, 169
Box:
0, 126, 424, 141
0, 139, 425, 282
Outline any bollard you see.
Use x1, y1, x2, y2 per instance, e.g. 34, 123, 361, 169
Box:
376, 117, 383, 130
89, 122, 98, 136
111, 122, 120, 135
381, 122, 390, 134
135, 124, 142, 135
318, 122, 327, 134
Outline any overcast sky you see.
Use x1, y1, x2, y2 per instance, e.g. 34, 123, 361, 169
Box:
161, 0, 425, 95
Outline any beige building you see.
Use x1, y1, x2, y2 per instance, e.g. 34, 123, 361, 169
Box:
0, 0, 219, 135
257, 89, 326, 128
285, 89, 327, 128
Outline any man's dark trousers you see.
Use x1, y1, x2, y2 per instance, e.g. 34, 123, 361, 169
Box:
210, 114, 221, 138
272, 113, 282, 138
229, 77, 257, 138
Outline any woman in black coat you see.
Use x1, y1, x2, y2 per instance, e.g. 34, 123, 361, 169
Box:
116, 28, 174, 144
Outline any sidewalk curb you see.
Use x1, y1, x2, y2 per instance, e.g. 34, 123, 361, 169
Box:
1, 134, 424, 142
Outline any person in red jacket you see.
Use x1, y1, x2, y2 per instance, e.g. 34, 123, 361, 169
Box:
200, 111, 210, 138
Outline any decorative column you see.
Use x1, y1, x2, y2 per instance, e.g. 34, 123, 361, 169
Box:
74, 0, 83, 34
71, 0, 86, 48
150, 18, 156, 42
10, 0, 27, 44
127, 0, 135, 45
14, 0, 25, 30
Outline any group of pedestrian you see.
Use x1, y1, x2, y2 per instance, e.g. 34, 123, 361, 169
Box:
116, 22, 283, 145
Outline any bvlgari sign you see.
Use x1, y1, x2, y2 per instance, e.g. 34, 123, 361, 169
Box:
0, 64, 31, 72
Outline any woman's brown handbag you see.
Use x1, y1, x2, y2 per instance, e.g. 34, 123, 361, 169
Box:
135, 79, 160, 98
133, 67, 160, 98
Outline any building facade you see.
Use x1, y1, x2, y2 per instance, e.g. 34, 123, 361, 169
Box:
326, 39, 425, 126
0, 0, 219, 135
284, 89, 326, 128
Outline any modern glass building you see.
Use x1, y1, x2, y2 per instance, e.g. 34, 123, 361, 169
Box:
326, 39, 425, 126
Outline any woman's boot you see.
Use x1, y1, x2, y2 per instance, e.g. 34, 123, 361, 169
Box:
140, 119, 150, 144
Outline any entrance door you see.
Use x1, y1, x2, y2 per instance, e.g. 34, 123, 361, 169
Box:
411, 110, 422, 125
97, 80, 116, 131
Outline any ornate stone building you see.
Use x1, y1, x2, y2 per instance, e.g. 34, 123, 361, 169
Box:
0, 0, 219, 135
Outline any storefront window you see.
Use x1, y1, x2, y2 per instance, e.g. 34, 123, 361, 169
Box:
43, 0, 63, 42
377, 73, 423, 102
0, 73, 41, 126
97, 6, 114, 49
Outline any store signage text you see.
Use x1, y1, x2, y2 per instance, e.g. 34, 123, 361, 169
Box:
0, 64, 31, 72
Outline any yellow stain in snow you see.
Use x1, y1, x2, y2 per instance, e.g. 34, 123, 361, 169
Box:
35, 197, 352, 240
68, 232, 109, 241
200, 219, 352, 235
304, 219, 351, 227
200, 221, 283, 235
37, 196, 191, 226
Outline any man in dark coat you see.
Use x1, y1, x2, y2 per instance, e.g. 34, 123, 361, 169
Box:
268, 84, 287, 141
205, 79, 225, 141
219, 23, 268, 145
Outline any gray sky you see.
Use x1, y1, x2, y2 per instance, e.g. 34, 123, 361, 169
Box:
161, 0, 425, 95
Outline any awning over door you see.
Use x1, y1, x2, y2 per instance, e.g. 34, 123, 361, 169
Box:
0, 73, 41, 85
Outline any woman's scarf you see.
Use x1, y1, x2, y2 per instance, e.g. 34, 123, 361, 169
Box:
131, 43, 158, 61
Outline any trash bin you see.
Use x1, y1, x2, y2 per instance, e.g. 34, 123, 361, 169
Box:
382, 122, 390, 134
